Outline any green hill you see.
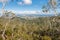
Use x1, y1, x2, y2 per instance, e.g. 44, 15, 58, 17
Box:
0, 15, 60, 40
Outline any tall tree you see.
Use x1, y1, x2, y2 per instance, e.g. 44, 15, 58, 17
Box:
49, 0, 57, 16
42, 0, 59, 16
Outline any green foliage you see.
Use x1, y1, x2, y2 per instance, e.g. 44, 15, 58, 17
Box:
0, 16, 60, 40
42, 36, 51, 40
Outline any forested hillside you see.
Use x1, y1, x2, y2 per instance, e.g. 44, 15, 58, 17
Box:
0, 15, 60, 40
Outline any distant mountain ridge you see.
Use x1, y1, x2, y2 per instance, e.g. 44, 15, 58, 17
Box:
16, 14, 55, 17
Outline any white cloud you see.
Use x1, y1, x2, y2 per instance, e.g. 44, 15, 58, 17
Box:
23, 0, 32, 5
19, 11, 36, 14
15, 10, 55, 14
15, 10, 42, 14
17, 0, 32, 5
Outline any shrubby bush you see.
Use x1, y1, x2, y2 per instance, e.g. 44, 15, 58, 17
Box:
0, 16, 60, 40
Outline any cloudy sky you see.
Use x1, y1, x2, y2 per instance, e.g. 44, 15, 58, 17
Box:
0, 0, 60, 14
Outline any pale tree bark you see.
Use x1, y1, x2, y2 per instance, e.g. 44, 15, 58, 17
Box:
2, 18, 11, 40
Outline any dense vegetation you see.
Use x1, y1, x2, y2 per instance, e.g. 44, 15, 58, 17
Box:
0, 0, 60, 40
0, 15, 60, 40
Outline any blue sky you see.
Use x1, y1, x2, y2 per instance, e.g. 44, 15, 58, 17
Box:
0, 0, 60, 14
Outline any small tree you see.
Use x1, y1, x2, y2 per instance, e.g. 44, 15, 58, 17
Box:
42, 0, 59, 16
